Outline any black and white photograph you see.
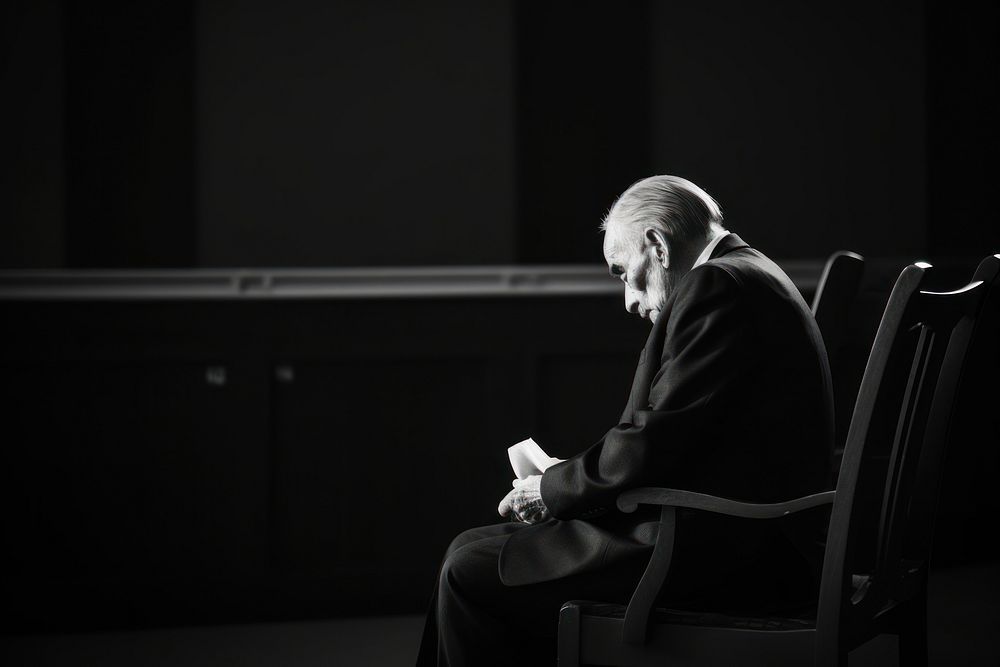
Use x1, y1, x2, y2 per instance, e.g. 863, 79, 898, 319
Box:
1, 1, 998, 665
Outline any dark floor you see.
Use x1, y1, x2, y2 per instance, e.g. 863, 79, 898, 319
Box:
0, 614, 425, 667
1, 561, 997, 666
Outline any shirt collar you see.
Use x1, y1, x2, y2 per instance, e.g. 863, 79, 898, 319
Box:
692, 231, 731, 268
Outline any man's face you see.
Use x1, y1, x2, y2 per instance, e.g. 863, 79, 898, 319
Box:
603, 225, 677, 323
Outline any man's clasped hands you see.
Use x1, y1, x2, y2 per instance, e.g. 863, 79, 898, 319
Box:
497, 474, 550, 524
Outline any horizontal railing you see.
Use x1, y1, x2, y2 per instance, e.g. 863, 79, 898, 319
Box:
0, 261, 822, 300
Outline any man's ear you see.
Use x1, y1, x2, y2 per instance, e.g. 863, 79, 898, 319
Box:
644, 227, 670, 268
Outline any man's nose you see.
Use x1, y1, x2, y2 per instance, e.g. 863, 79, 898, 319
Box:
624, 287, 640, 315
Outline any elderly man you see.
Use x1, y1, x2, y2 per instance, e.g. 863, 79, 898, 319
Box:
416, 176, 833, 666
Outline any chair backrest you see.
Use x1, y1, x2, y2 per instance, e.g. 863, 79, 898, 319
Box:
811, 251, 865, 470
815, 254, 1000, 657
811, 250, 865, 363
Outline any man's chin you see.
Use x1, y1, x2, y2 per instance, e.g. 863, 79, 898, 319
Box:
648, 309, 660, 322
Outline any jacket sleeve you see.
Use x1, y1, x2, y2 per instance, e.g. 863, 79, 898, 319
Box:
540, 264, 753, 520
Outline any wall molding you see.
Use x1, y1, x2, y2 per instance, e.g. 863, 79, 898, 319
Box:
0, 261, 822, 300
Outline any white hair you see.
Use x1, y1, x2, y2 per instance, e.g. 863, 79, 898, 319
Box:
601, 175, 724, 246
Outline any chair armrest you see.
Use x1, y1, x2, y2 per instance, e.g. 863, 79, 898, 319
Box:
612, 487, 835, 646
616, 488, 836, 518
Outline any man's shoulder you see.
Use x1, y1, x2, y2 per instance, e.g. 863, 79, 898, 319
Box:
707, 243, 775, 274
665, 242, 807, 329
671, 262, 744, 310
675, 245, 767, 296
704, 245, 800, 300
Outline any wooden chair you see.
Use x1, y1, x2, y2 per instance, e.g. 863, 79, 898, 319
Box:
811, 251, 866, 476
811, 250, 866, 364
558, 254, 1000, 667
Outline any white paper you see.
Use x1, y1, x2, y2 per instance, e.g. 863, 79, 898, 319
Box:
508, 437, 564, 480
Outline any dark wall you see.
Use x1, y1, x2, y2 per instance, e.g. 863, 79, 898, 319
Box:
648, 0, 927, 259
196, 0, 517, 267
0, 0, 65, 268
64, 0, 197, 268
0, 293, 648, 631
513, 2, 652, 264
6, 0, 994, 268
926, 0, 1000, 259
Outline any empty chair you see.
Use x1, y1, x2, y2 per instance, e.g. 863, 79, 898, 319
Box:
811, 250, 866, 474
811, 250, 865, 364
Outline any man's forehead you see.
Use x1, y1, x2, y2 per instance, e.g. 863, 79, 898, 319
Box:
602, 233, 614, 258
602, 224, 623, 255
602, 240, 621, 270
603, 226, 634, 264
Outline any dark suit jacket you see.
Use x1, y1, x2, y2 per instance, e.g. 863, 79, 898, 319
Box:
498, 234, 834, 594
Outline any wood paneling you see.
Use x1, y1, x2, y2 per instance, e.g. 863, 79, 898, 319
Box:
0, 292, 648, 630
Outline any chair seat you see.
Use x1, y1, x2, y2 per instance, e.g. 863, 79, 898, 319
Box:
562, 601, 818, 667
568, 600, 817, 632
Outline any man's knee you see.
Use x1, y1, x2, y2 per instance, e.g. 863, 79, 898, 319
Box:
440, 538, 502, 602
444, 522, 512, 560
444, 528, 482, 561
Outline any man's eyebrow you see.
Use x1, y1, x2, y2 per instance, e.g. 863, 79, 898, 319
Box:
609, 264, 624, 277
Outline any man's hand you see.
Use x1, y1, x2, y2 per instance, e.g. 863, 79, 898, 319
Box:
498, 475, 550, 524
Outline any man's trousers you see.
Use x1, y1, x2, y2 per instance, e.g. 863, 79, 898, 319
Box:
414, 521, 649, 667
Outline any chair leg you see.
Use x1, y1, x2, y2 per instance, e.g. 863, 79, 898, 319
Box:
898, 594, 928, 667
558, 603, 581, 667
